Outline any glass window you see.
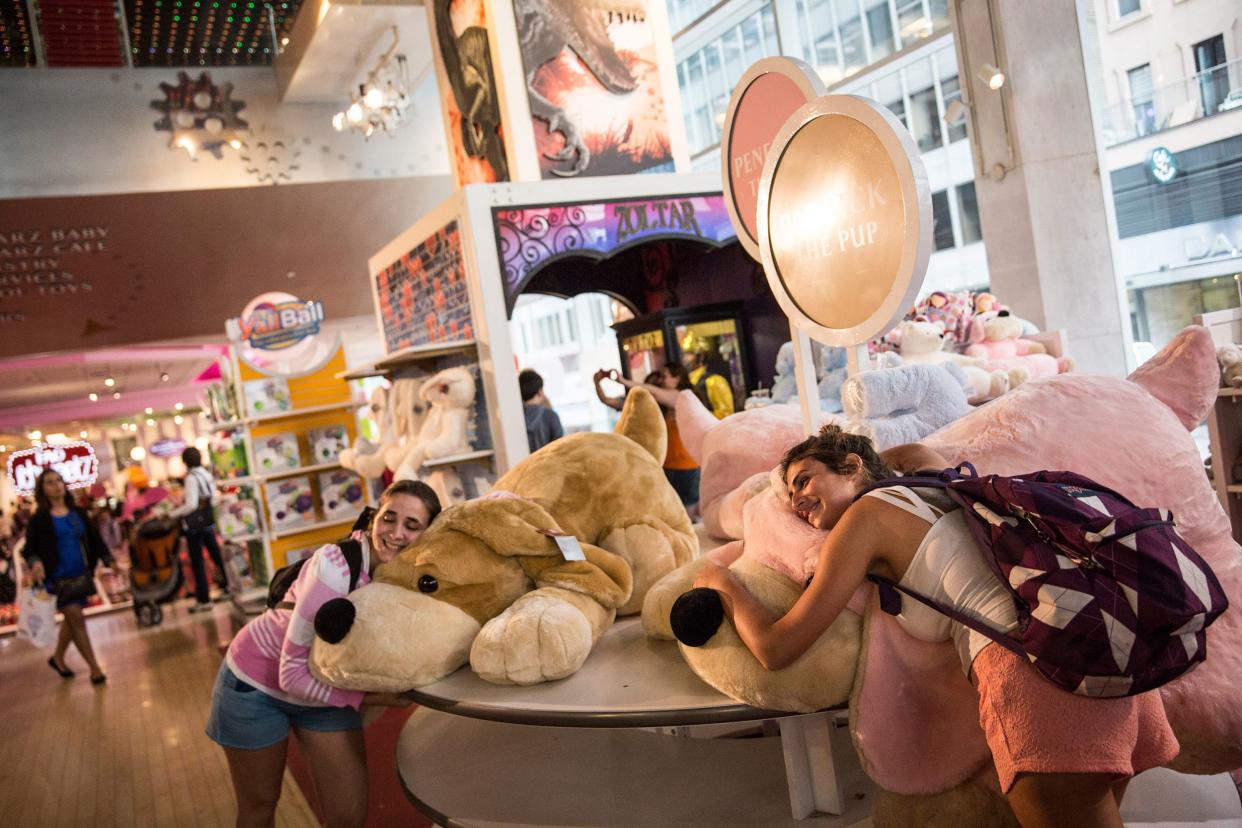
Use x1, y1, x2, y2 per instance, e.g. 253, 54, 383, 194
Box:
906, 58, 942, 151
928, 0, 948, 29
761, 3, 779, 52
1116, 0, 1141, 17
566, 309, 578, 342
940, 74, 966, 142
865, 0, 895, 61
874, 71, 906, 128
1126, 63, 1156, 137
720, 26, 744, 83
895, 0, 928, 41
931, 190, 954, 250
740, 14, 763, 64
835, 0, 867, 76
956, 182, 982, 244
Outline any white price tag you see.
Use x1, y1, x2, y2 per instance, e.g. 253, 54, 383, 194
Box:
540, 529, 586, 561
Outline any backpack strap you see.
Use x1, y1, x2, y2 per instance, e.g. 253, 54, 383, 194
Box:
867, 573, 1027, 660
336, 538, 365, 593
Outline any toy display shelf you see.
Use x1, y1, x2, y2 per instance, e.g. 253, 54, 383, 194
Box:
206, 419, 247, 431
217, 475, 258, 486
269, 516, 356, 541
254, 461, 343, 482
337, 339, 478, 380
247, 401, 357, 424
423, 450, 493, 469
222, 532, 264, 544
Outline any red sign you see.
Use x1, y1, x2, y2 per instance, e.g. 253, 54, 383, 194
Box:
721, 57, 825, 261
6, 442, 99, 495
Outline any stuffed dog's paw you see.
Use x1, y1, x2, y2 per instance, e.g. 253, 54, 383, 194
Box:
470, 593, 594, 685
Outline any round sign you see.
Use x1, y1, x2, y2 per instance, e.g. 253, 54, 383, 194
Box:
1149, 146, 1177, 184
721, 57, 825, 261
757, 95, 931, 346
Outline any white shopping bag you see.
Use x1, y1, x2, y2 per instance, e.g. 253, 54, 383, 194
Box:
17, 587, 58, 649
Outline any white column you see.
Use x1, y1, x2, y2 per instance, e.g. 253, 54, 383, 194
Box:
951, 0, 1134, 375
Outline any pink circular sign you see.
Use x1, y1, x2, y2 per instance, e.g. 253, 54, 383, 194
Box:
721, 58, 825, 261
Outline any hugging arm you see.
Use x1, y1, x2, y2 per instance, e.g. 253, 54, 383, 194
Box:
880, 443, 951, 475
695, 501, 881, 670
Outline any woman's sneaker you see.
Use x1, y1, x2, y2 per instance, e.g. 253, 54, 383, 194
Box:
189, 602, 214, 614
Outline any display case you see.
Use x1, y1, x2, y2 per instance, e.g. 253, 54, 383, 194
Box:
612, 301, 753, 411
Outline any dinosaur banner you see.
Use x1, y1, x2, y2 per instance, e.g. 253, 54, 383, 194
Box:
427, 0, 510, 185
514, 0, 675, 179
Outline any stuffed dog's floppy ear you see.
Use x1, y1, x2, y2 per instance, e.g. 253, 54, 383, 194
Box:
437, 496, 633, 609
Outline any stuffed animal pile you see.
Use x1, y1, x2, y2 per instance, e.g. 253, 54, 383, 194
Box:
646, 326, 1241, 824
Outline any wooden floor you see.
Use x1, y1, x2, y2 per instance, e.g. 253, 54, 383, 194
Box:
0, 600, 319, 828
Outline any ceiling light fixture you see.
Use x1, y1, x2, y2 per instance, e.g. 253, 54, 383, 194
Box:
332, 27, 411, 140
174, 415, 184, 425
145, 407, 154, 415
113, 391, 122, 400
88, 392, 98, 402
80, 430, 89, 438
104, 376, 116, 387
976, 63, 1005, 91
160, 372, 170, 382
28, 430, 42, 441
943, 98, 968, 126
146, 418, 156, 426
175, 402, 184, 411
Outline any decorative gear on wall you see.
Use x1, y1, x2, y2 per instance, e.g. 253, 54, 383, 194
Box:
238, 124, 303, 185
151, 71, 248, 159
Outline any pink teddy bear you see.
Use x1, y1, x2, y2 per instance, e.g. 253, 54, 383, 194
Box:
964, 309, 1072, 386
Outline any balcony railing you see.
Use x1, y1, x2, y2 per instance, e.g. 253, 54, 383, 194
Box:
1098, 57, 1242, 148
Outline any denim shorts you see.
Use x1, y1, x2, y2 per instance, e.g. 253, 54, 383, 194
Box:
205, 663, 362, 750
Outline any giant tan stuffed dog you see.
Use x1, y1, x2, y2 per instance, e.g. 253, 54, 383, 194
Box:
310, 388, 698, 689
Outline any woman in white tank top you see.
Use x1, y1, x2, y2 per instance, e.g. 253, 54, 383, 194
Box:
693, 424, 1177, 828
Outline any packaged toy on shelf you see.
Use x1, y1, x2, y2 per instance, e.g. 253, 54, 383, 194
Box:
264, 477, 315, 530
319, 469, 364, 521
255, 433, 300, 473
208, 431, 249, 479
243, 378, 292, 417
308, 424, 350, 465
216, 496, 261, 537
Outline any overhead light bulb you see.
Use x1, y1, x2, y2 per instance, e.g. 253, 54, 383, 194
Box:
88, 392, 98, 402
146, 418, 156, 426
130, 446, 147, 462
174, 415, 184, 425
281, 36, 290, 46
976, 63, 1005, 91
113, 391, 122, 400
364, 86, 384, 109
104, 376, 116, 387
229, 139, 242, 150
160, 372, 170, 382
347, 103, 364, 124
145, 407, 154, 415
332, 112, 346, 131
175, 402, 184, 411
80, 430, 88, 438
28, 430, 42, 440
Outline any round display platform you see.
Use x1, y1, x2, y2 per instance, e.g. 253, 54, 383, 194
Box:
397, 707, 875, 827
405, 617, 802, 728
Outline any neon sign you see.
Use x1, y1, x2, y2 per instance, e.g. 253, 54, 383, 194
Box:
149, 438, 188, 458
6, 442, 99, 495
226, 294, 325, 351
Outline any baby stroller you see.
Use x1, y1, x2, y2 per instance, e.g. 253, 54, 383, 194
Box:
129, 515, 183, 627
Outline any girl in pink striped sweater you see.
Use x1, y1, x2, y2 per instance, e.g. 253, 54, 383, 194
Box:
206, 480, 441, 828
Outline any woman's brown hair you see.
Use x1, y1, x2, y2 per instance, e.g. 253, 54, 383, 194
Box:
779, 424, 894, 486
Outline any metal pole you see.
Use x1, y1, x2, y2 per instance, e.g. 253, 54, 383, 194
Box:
26, 0, 46, 68
115, 0, 134, 68
265, 4, 279, 57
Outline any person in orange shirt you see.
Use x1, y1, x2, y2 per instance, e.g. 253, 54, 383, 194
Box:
594, 366, 701, 517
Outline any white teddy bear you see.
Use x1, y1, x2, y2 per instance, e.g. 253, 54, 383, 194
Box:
1216, 343, 1242, 388
881, 319, 1011, 404
393, 367, 477, 501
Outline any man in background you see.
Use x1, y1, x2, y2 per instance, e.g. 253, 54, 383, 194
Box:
520, 369, 564, 453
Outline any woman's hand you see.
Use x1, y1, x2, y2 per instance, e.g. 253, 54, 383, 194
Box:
29, 559, 45, 584
362, 691, 415, 708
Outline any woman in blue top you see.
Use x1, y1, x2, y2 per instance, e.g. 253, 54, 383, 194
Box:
22, 468, 114, 684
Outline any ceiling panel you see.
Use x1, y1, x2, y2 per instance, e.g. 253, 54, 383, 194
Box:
123, 0, 303, 66
0, 357, 209, 409
0, 0, 37, 66
39, 0, 124, 66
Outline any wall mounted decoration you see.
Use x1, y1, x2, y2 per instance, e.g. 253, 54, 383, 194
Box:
427, 0, 509, 184
151, 70, 249, 159
515, 0, 673, 178
238, 126, 303, 185
374, 220, 472, 351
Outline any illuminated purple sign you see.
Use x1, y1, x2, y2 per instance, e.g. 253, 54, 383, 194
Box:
494, 193, 736, 311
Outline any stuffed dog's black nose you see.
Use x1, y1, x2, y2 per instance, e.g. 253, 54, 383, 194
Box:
670, 588, 725, 647
314, 598, 356, 644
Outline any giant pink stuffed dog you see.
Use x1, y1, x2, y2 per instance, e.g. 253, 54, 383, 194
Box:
660, 326, 1241, 803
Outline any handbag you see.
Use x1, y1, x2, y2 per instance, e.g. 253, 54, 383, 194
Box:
183, 470, 216, 533
52, 522, 98, 601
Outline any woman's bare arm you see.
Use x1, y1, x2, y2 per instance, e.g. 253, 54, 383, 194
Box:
880, 443, 950, 475
694, 499, 886, 670
616, 376, 680, 409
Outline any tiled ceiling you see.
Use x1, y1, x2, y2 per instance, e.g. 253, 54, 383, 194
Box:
0, 0, 37, 66
0, 0, 305, 67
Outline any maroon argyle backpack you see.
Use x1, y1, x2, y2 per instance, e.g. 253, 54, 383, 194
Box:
862, 464, 1229, 697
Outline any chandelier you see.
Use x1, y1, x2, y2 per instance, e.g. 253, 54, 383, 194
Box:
332, 26, 411, 139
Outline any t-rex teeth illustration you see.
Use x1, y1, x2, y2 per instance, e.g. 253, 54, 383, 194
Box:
516, 0, 643, 177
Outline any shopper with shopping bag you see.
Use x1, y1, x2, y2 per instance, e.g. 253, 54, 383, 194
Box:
17, 586, 58, 649
23, 468, 114, 684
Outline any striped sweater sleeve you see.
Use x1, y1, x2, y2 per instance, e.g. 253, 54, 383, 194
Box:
277, 544, 366, 710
